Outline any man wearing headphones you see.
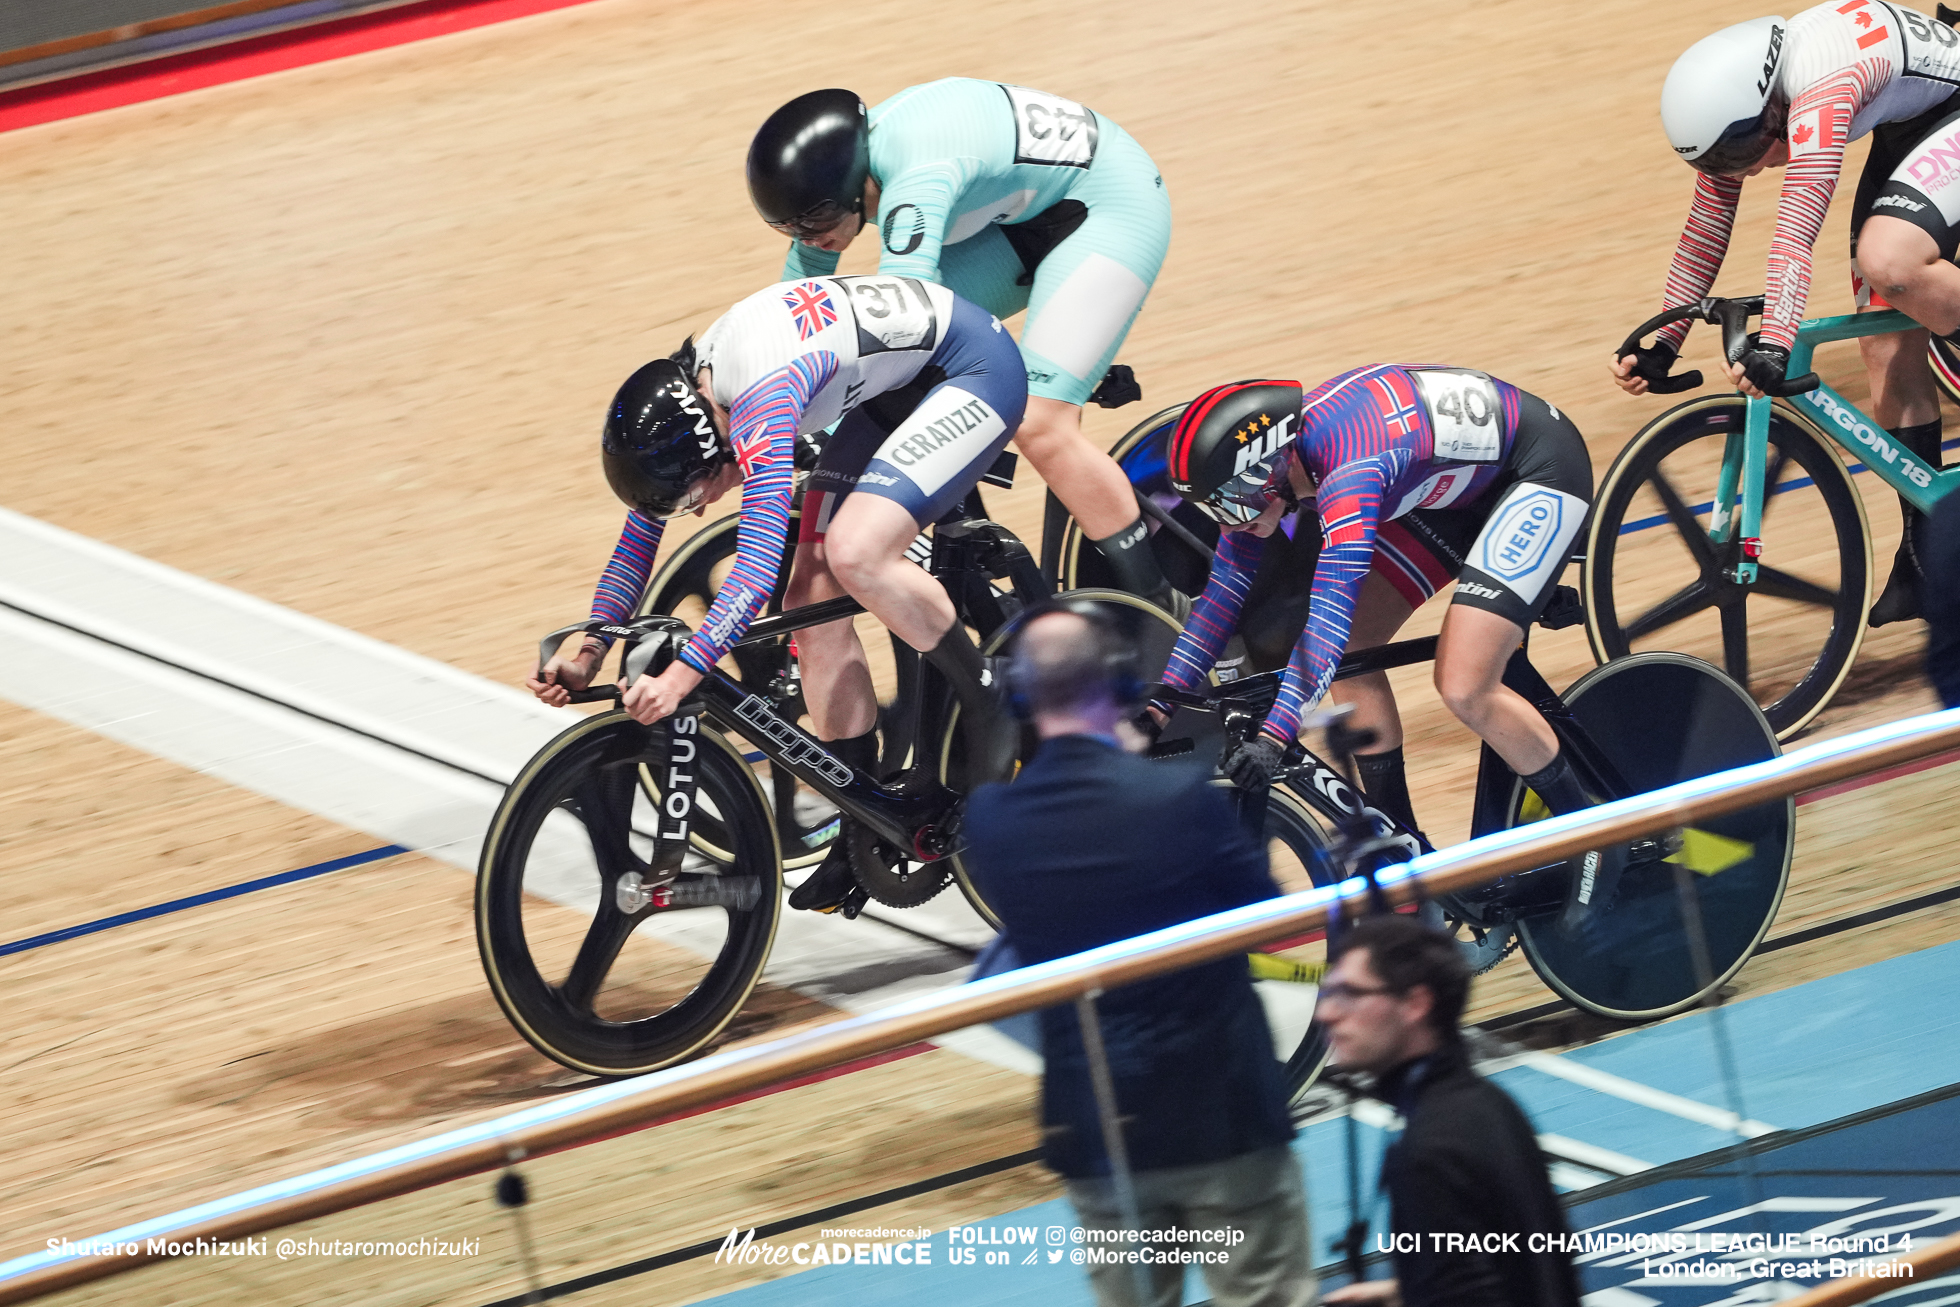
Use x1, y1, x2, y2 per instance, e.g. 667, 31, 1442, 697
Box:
962, 602, 1316, 1307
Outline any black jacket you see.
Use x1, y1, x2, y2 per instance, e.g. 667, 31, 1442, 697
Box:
963, 734, 1294, 1179
1374, 1042, 1582, 1307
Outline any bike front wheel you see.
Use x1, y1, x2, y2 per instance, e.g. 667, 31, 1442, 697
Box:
1582, 395, 1871, 739
476, 712, 784, 1076
1252, 786, 1342, 1110
1510, 652, 1792, 1021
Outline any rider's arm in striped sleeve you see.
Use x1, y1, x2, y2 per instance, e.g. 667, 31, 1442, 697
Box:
676, 351, 839, 674
1263, 450, 1411, 744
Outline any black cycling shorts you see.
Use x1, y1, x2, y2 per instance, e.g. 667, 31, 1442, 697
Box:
1853, 89, 1960, 294
1372, 391, 1593, 629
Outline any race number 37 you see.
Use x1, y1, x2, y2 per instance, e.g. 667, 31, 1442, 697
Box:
839, 276, 939, 354
1000, 84, 1098, 169
1412, 369, 1503, 463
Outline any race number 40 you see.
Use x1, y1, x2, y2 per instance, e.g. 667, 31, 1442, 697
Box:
1412, 369, 1503, 463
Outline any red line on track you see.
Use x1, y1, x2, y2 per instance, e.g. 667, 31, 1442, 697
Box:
1795, 745, 1960, 805
0, 0, 606, 133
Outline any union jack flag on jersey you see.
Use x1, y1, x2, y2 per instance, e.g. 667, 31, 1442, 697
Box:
782, 282, 837, 341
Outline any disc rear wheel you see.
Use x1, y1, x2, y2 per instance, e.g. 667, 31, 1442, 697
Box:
1510, 652, 1792, 1021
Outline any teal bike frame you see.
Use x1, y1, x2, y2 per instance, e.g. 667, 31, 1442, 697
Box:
1717, 307, 1958, 582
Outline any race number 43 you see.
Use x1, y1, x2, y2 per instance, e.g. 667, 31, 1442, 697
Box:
1000, 85, 1098, 169
1412, 369, 1503, 463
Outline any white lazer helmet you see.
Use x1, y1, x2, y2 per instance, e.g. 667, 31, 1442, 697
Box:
1662, 16, 1789, 175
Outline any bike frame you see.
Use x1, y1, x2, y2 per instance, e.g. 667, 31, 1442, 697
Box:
1724, 307, 1960, 581
1163, 637, 1635, 900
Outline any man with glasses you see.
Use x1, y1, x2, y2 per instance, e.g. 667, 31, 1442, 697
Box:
1317, 914, 1580, 1307
746, 83, 1180, 610
1149, 372, 1595, 917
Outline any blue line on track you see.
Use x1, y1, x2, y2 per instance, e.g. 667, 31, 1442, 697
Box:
0, 844, 407, 958
1618, 433, 1960, 535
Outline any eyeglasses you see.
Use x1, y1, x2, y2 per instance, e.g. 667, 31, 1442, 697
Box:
1314, 980, 1398, 1009
765, 200, 855, 242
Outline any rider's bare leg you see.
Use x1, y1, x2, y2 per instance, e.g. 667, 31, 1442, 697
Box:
1859, 214, 1960, 336
1851, 239, 1948, 624
1326, 572, 1422, 834
1433, 605, 1558, 776
783, 541, 878, 741
1014, 396, 1173, 601
821, 492, 958, 650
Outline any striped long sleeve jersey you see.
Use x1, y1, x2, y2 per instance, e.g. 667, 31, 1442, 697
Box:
1658, 0, 1960, 353
1162, 366, 1523, 744
581, 277, 954, 675
586, 354, 833, 674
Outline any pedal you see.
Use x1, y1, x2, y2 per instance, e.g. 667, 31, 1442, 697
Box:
1536, 585, 1584, 631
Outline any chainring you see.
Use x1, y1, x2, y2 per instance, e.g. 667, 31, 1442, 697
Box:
847, 823, 953, 908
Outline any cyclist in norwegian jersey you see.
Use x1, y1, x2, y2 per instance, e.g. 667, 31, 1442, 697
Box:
746, 82, 1178, 609
528, 276, 1025, 915
1612, 4, 1960, 625
1153, 370, 1596, 918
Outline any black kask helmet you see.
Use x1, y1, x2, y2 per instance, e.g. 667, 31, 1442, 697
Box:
599, 340, 731, 519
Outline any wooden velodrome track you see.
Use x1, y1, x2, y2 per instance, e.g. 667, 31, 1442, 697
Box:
6, 0, 1960, 1301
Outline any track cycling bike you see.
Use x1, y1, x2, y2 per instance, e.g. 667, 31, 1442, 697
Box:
1595, 296, 1960, 739
475, 475, 1350, 1077
1156, 630, 1795, 1107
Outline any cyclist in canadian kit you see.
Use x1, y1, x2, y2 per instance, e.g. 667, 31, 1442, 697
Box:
747, 81, 1179, 609
1154, 369, 1607, 928
529, 277, 1025, 916
1612, 3, 1960, 625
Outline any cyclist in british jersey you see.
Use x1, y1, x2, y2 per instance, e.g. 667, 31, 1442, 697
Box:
528, 276, 1024, 916
1613, 4, 1960, 625
746, 82, 1178, 610
1154, 371, 1602, 925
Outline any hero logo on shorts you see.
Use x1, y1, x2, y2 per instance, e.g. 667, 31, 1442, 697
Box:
1475, 487, 1573, 583
782, 282, 837, 341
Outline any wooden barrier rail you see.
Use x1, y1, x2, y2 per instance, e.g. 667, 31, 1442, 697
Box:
4, 706, 1960, 1303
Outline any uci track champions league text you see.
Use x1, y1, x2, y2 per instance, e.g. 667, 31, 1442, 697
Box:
714, 1220, 1246, 1274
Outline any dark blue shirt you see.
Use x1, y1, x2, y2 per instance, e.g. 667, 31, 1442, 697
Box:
964, 734, 1295, 1178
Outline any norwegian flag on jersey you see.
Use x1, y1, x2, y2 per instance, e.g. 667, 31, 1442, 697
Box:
782, 282, 837, 341
1370, 371, 1421, 437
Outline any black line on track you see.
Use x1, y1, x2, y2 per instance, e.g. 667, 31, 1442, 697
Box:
0, 596, 984, 960
476, 1149, 1043, 1306
0, 596, 509, 786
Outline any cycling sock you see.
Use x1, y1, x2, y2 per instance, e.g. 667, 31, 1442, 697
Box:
1518, 750, 1591, 817
1353, 746, 1421, 837
925, 623, 1016, 782
822, 726, 881, 781
1091, 515, 1175, 608
1871, 420, 1943, 627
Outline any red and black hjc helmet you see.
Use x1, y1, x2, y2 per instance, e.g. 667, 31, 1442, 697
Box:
1164, 380, 1305, 524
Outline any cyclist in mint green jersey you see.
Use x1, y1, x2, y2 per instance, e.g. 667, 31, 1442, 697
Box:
748, 81, 1178, 607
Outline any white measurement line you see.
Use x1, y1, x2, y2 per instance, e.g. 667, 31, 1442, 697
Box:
1508, 1050, 1780, 1137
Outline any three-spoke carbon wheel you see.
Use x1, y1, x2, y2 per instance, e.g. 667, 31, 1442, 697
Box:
476, 713, 783, 1077
639, 515, 840, 869
1583, 396, 1871, 739
1509, 652, 1792, 1021
1931, 335, 1960, 407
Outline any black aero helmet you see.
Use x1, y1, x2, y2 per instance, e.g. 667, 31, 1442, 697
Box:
747, 89, 870, 239
1164, 380, 1306, 525
600, 341, 730, 519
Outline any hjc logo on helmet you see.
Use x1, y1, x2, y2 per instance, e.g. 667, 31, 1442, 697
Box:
1232, 413, 1297, 476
